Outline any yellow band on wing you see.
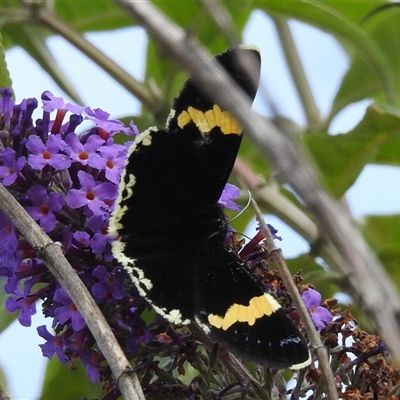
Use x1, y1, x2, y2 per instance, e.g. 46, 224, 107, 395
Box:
177, 105, 242, 135
208, 294, 281, 331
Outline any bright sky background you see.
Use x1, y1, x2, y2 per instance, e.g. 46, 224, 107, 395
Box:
1, 10, 400, 400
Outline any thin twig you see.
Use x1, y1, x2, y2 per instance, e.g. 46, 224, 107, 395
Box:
24, 1, 165, 115
0, 183, 145, 400
272, 17, 320, 130
251, 198, 338, 398
116, 0, 400, 373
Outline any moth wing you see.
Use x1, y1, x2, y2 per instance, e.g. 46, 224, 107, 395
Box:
194, 246, 310, 368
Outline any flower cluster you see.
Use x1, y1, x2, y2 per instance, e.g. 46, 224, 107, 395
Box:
0, 88, 153, 387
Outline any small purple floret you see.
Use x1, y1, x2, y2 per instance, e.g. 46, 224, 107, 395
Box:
302, 288, 333, 330
26, 134, 71, 170
54, 288, 86, 331
218, 183, 242, 211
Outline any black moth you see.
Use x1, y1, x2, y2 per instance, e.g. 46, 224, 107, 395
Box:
109, 46, 310, 369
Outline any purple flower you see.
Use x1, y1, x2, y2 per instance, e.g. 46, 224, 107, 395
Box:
129, 121, 140, 136
37, 325, 68, 364
0, 210, 18, 253
72, 230, 91, 247
218, 183, 242, 211
41, 91, 83, 114
0, 148, 26, 186
1, 258, 39, 294
25, 185, 64, 232
87, 215, 112, 256
267, 224, 282, 241
80, 349, 102, 383
54, 288, 86, 331
302, 288, 333, 330
0, 88, 14, 118
127, 317, 154, 353
85, 106, 138, 137
97, 146, 126, 184
5, 289, 37, 327
26, 134, 71, 170
65, 132, 104, 167
85, 107, 126, 136
92, 265, 126, 301
65, 170, 117, 214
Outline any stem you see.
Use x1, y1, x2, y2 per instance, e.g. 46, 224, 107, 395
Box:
272, 17, 320, 130
31, 3, 165, 115
251, 198, 338, 398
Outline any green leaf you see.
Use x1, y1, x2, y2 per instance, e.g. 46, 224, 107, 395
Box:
331, 7, 400, 120
261, 0, 385, 30
39, 356, 102, 400
374, 128, 400, 166
54, 0, 132, 33
260, 0, 396, 112
359, 214, 400, 290
239, 136, 273, 176
0, 32, 12, 90
360, 214, 400, 250
305, 105, 400, 197
318, 0, 386, 23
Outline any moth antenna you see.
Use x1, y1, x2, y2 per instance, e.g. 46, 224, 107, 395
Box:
228, 189, 252, 224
